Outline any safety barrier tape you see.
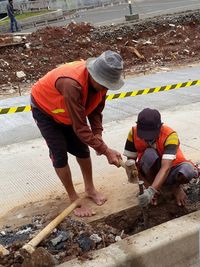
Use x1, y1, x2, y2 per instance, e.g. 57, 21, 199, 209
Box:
0, 79, 200, 115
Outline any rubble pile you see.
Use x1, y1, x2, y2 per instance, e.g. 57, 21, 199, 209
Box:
0, 9, 200, 98
0, 216, 126, 266
0, 180, 200, 267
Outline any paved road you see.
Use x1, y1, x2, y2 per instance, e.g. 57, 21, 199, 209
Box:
22, 0, 200, 33
75, 0, 200, 26
1, 65, 200, 146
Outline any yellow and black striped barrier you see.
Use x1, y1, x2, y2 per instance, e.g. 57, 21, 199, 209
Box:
0, 79, 200, 115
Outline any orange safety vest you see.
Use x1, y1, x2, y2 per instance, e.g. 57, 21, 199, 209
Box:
31, 61, 106, 125
133, 125, 187, 167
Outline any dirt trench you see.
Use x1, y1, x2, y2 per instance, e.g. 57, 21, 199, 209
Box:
0, 182, 200, 267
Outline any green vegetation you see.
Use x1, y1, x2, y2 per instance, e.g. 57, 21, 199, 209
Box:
0, 10, 51, 26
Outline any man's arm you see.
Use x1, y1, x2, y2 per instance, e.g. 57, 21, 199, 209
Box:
87, 95, 106, 136
123, 128, 138, 160
151, 159, 173, 190
56, 77, 108, 155
151, 132, 179, 191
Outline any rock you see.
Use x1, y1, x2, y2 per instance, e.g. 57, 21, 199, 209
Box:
183, 49, 190, 54
8, 89, 15, 94
115, 236, 122, 242
0, 231, 6, 236
51, 231, 72, 246
86, 37, 91, 42
143, 40, 152, 45
77, 234, 93, 252
169, 23, 175, 27
90, 234, 102, 243
16, 227, 32, 235
0, 244, 9, 256
51, 235, 63, 246
25, 43, 31, 49
42, 57, 49, 62
16, 71, 26, 79
0, 59, 9, 66
13, 36, 22, 43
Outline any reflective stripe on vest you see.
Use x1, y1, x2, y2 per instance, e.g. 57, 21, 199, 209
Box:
52, 109, 65, 114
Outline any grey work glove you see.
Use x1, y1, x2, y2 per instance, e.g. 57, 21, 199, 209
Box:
138, 186, 157, 208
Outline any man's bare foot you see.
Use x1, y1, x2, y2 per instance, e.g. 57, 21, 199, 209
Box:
69, 194, 96, 217
86, 189, 107, 206
173, 185, 187, 206
74, 205, 96, 217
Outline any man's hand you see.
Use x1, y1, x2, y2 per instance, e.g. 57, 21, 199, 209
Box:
105, 148, 122, 167
138, 186, 157, 207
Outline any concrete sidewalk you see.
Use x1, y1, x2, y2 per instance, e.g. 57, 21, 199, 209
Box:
0, 101, 200, 219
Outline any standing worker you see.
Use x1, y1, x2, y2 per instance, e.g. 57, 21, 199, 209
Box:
31, 50, 124, 217
6, 0, 19, 33
124, 108, 198, 207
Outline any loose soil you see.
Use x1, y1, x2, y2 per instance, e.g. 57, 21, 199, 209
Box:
0, 182, 200, 267
0, 9, 200, 99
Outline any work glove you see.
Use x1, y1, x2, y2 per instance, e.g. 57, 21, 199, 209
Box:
138, 186, 157, 208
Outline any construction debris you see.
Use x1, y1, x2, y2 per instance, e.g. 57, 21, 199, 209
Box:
1, 179, 200, 267
0, 245, 9, 257
0, 10, 200, 98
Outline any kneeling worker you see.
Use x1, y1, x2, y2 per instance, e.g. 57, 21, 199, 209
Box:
124, 108, 198, 207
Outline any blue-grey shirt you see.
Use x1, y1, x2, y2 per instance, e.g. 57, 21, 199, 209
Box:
7, 2, 14, 17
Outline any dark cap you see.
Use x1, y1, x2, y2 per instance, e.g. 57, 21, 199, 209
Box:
137, 108, 162, 140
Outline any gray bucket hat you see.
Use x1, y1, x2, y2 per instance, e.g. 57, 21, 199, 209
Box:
86, 50, 124, 91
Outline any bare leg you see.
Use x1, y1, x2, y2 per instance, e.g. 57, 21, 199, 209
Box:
55, 165, 95, 217
76, 157, 107, 205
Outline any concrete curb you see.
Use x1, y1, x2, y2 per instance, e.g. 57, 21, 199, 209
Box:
58, 210, 200, 267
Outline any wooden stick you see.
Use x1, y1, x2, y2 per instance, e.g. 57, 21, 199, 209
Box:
22, 198, 82, 254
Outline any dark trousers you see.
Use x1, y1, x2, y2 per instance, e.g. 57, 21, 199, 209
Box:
9, 16, 18, 32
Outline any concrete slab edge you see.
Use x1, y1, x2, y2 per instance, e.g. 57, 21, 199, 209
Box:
58, 210, 200, 267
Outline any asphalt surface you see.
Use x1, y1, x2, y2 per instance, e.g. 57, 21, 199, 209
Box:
22, 0, 200, 33
1, 64, 200, 146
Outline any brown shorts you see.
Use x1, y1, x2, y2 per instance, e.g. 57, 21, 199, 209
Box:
32, 107, 90, 168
